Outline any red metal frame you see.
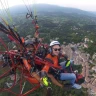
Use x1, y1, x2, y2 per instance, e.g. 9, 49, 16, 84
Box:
0, 12, 51, 96
0, 35, 61, 95
0, 55, 40, 96
0, 45, 40, 96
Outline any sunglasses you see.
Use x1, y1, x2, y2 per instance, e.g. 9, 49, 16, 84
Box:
53, 48, 61, 51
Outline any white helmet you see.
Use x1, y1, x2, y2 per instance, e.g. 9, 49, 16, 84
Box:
50, 41, 60, 46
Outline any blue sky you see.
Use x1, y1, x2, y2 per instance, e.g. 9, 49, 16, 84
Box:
0, 0, 96, 11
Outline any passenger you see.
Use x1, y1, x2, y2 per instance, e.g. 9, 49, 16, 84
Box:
42, 41, 81, 89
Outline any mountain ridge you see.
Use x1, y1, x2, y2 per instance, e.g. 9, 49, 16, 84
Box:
7, 4, 96, 17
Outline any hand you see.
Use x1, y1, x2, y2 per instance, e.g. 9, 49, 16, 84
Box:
65, 60, 71, 67
42, 76, 51, 87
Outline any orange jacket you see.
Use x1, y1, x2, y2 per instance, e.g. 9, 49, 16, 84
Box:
42, 54, 59, 72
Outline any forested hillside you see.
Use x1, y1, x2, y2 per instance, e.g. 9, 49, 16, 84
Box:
6, 4, 96, 45
1, 4, 96, 44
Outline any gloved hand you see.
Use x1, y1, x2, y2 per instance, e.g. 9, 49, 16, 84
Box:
42, 76, 51, 87
65, 60, 71, 67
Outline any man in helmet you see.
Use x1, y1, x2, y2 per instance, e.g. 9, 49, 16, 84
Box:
25, 40, 35, 52
24, 40, 42, 83
42, 41, 81, 89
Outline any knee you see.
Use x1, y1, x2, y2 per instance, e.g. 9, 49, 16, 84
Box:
71, 73, 76, 80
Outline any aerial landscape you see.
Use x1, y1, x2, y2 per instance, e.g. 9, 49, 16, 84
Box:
0, 0, 96, 96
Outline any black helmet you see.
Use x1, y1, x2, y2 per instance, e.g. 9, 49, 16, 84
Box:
24, 40, 34, 47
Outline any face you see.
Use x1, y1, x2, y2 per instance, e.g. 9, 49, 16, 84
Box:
52, 45, 61, 56
26, 45, 35, 52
